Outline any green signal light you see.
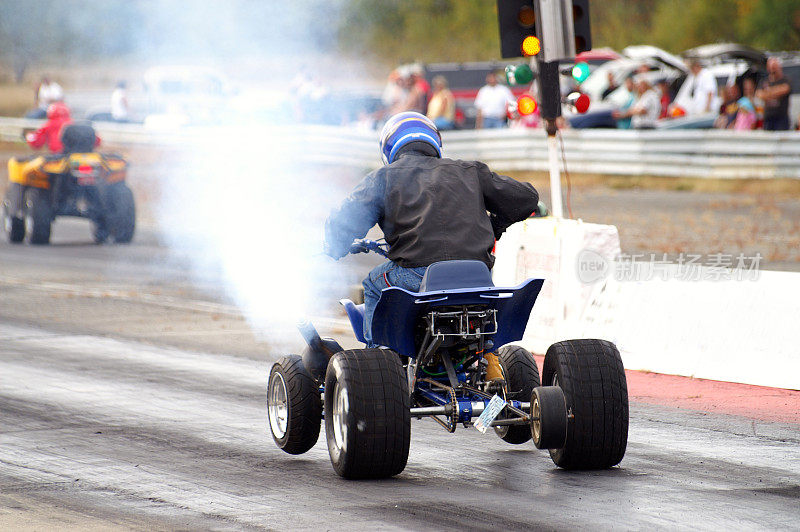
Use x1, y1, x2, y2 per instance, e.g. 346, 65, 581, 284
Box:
572, 62, 591, 83
505, 64, 534, 86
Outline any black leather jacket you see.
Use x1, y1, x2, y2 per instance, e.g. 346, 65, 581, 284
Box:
325, 142, 539, 269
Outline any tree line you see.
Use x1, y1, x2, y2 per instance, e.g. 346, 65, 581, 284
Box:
339, 0, 800, 64
1, 0, 798, 82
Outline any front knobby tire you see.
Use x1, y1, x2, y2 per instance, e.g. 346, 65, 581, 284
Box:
496, 344, 541, 444
324, 348, 410, 479
542, 339, 628, 469
267, 355, 322, 455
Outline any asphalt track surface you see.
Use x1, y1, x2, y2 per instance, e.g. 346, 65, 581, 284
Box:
2, 219, 800, 531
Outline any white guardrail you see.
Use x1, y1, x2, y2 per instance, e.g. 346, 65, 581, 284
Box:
2, 117, 800, 178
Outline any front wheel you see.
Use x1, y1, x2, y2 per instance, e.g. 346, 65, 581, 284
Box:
542, 339, 628, 469
495, 344, 541, 444
324, 348, 410, 479
267, 355, 322, 455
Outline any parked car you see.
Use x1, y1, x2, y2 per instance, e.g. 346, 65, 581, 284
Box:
567, 46, 688, 128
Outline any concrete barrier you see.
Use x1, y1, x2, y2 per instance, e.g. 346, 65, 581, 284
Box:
494, 217, 800, 390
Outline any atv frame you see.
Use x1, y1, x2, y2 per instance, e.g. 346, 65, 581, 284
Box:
267, 240, 628, 479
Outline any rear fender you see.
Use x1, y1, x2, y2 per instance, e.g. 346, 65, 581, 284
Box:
371, 279, 545, 357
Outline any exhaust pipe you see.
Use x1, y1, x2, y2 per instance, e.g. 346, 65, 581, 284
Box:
297, 319, 342, 383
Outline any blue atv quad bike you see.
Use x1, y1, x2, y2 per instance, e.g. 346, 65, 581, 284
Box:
267, 240, 628, 479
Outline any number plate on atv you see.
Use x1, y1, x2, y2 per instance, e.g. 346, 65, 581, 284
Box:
474, 394, 507, 434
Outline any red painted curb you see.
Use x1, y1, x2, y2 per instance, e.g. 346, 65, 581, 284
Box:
532, 356, 800, 425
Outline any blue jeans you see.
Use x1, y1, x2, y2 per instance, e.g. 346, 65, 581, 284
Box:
482, 117, 506, 128
764, 115, 790, 131
363, 261, 427, 347
433, 117, 454, 131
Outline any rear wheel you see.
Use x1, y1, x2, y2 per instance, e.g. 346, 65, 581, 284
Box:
542, 339, 628, 469
324, 348, 410, 479
24, 187, 52, 245
103, 183, 135, 243
495, 344, 541, 444
267, 355, 322, 455
3, 203, 25, 243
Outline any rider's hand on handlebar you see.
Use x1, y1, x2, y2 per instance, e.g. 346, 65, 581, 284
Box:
349, 241, 369, 254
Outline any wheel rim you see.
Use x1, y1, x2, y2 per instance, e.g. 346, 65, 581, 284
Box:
531, 394, 542, 445
332, 381, 349, 452
268, 372, 288, 439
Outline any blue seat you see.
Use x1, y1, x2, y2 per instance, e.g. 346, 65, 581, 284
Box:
339, 299, 367, 344
420, 260, 494, 292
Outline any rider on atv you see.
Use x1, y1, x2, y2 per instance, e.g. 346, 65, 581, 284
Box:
324, 111, 539, 384
25, 102, 101, 154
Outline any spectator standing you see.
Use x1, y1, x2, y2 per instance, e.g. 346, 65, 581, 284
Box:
613, 76, 636, 129
674, 59, 718, 115
111, 80, 129, 122
474, 72, 514, 129
657, 79, 672, 119
409, 64, 430, 113
426, 75, 456, 130
714, 84, 740, 129
757, 57, 792, 131
400, 71, 427, 115
601, 71, 618, 100
614, 77, 660, 129
36, 76, 64, 110
26, 76, 64, 118
382, 69, 409, 115
734, 78, 758, 131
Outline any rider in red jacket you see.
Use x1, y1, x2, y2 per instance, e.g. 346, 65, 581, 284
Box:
25, 102, 101, 153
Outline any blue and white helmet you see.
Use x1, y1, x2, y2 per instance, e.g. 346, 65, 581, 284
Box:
379, 111, 442, 165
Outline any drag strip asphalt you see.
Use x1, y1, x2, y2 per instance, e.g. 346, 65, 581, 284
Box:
2, 321, 800, 530
2, 219, 800, 530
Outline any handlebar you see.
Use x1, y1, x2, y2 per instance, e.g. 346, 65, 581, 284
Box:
349, 239, 389, 258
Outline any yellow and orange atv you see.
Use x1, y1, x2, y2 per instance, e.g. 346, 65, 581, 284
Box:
2, 124, 135, 245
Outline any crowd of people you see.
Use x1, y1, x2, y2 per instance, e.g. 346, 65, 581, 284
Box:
377, 55, 795, 133
25, 75, 130, 124
600, 57, 794, 131
379, 65, 539, 131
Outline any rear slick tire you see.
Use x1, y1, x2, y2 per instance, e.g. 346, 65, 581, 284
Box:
324, 348, 410, 479
267, 355, 322, 455
542, 339, 628, 469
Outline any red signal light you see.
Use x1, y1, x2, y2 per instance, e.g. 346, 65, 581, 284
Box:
567, 92, 591, 114
575, 93, 590, 113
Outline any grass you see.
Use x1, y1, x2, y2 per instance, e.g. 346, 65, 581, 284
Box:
0, 84, 36, 117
